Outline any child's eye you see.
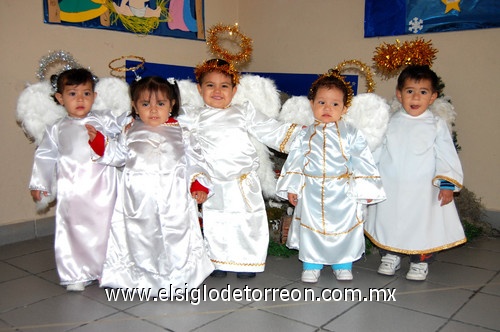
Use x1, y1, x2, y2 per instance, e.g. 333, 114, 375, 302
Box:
69, 92, 76, 96
333, 102, 339, 107
84, 92, 92, 97
206, 83, 214, 88
420, 90, 428, 95
318, 101, 325, 105
141, 102, 149, 107
221, 84, 230, 89
406, 89, 414, 94
158, 102, 166, 106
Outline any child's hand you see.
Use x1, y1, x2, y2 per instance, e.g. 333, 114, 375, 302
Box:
31, 189, 48, 202
438, 189, 454, 206
85, 124, 97, 142
192, 190, 208, 204
288, 193, 298, 207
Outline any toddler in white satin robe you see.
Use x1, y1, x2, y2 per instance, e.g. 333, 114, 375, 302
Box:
95, 76, 214, 295
179, 59, 300, 278
29, 68, 129, 291
276, 72, 386, 282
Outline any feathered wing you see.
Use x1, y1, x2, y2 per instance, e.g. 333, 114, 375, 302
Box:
92, 77, 132, 117
178, 74, 282, 198
16, 81, 67, 145
344, 93, 390, 151
279, 93, 390, 152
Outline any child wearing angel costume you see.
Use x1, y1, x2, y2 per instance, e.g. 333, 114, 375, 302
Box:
276, 72, 386, 283
179, 59, 300, 279
91, 76, 214, 294
365, 65, 466, 281
29, 68, 130, 291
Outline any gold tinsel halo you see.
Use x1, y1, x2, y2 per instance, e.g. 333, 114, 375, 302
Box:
206, 23, 253, 65
373, 38, 438, 77
334, 59, 376, 93
108, 55, 146, 80
194, 59, 240, 85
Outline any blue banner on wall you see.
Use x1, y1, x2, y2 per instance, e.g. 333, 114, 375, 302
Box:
125, 61, 359, 97
43, 0, 205, 40
365, 0, 500, 37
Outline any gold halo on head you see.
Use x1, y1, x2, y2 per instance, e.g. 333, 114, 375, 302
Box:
108, 55, 146, 79
334, 59, 376, 93
206, 23, 253, 65
194, 59, 240, 85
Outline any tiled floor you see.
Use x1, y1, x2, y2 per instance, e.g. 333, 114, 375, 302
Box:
0, 235, 499, 332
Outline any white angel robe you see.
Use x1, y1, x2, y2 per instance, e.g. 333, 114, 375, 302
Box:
365, 109, 466, 254
29, 111, 127, 285
276, 121, 386, 265
98, 120, 214, 294
180, 101, 299, 272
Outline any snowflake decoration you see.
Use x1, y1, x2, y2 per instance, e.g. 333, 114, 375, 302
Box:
408, 17, 424, 34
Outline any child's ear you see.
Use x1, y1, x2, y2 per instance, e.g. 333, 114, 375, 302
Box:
55, 92, 64, 105
429, 91, 438, 105
197, 84, 202, 95
395, 89, 403, 103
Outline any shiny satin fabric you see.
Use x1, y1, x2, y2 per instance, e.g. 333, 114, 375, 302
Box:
99, 120, 214, 294
365, 110, 466, 254
277, 121, 386, 265
180, 101, 300, 272
29, 112, 127, 285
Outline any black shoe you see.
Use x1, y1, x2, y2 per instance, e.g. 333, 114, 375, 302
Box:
210, 270, 227, 278
236, 272, 256, 279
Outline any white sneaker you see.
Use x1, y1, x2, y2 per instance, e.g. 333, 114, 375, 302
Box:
301, 269, 320, 283
334, 269, 353, 281
377, 254, 401, 276
406, 262, 428, 281
66, 281, 91, 292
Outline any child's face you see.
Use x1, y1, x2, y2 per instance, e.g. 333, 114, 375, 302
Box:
55, 81, 96, 119
396, 78, 438, 117
134, 90, 173, 127
310, 87, 347, 123
197, 71, 237, 109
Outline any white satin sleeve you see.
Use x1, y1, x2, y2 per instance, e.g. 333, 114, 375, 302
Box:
432, 117, 463, 191
29, 125, 58, 193
346, 126, 386, 204
182, 126, 213, 196
275, 129, 308, 199
244, 101, 300, 153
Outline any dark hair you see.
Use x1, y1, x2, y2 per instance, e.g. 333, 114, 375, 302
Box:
397, 65, 439, 93
129, 76, 181, 119
308, 72, 351, 106
51, 68, 96, 104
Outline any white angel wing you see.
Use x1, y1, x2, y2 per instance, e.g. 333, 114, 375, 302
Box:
92, 77, 131, 117
16, 81, 66, 145
278, 96, 314, 126
178, 75, 282, 198
344, 93, 390, 151
389, 96, 456, 133
178, 79, 203, 106
279, 93, 390, 151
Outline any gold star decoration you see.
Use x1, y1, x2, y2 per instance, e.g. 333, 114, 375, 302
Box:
441, 0, 461, 14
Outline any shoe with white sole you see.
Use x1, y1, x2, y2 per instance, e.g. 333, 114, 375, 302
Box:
66, 281, 92, 292
406, 262, 428, 281
377, 254, 401, 276
301, 269, 320, 283
333, 269, 353, 281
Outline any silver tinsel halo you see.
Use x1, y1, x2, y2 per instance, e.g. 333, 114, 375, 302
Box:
36, 50, 83, 81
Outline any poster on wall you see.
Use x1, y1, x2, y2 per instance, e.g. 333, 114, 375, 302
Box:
43, 0, 205, 40
365, 0, 500, 37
